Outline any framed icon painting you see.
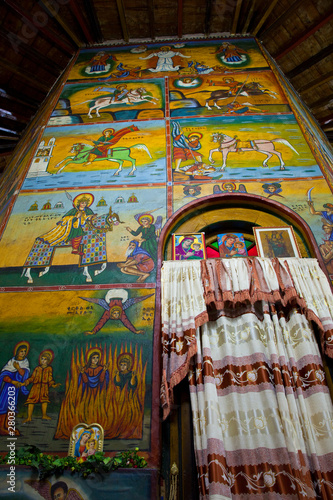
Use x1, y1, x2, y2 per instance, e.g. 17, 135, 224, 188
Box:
172, 233, 207, 260
253, 226, 301, 258
68, 423, 104, 460
217, 233, 248, 258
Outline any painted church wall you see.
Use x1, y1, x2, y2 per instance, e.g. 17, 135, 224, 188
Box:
0, 36, 333, 497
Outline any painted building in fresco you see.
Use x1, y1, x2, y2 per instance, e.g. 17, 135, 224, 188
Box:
0, 37, 333, 498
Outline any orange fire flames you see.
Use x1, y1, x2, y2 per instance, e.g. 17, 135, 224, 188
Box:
54, 342, 147, 439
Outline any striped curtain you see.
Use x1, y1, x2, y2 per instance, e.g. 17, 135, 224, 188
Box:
161, 258, 333, 499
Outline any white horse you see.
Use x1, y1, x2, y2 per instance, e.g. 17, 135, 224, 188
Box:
208, 132, 298, 171
88, 88, 159, 118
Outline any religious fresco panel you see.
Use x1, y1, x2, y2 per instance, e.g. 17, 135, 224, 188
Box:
0, 288, 155, 453
22, 121, 167, 191
0, 186, 166, 288
49, 79, 165, 126
169, 70, 290, 118
67, 39, 270, 82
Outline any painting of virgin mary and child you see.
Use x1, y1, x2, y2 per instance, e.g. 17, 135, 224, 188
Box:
69, 423, 103, 461
217, 233, 248, 258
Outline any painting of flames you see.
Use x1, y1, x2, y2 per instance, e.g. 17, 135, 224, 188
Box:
54, 342, 147, 440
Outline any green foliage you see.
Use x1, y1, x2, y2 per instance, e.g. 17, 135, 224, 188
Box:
0, 445, 147, 479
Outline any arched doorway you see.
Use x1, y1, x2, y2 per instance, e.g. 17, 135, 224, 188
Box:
157, 193, 332, 499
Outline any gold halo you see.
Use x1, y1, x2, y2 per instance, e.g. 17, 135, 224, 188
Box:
39, 349, 54, 365
117, 352, 134, 371
103, 128, 115, 136
188, 132, 203, 139
85, 346, 103, 365
138, 214, 154, 225
73, 193, 94, 208
77, 427, 94, 443
14, 341, 30, 357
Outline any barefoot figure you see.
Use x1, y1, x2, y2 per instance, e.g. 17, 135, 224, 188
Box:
117, 240, 154, 282
23, 350, 60, 423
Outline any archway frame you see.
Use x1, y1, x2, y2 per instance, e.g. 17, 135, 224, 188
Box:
156, 193, 333, 499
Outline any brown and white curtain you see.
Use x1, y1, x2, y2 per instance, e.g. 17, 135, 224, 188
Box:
161, 258, 333, 499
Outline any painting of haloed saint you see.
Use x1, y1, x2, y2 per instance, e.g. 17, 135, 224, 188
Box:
172, 233, 206, 260
217, 233, 248, 258
22, 120, 166, 191
67, 39, 269, 81
0, 288, 155, 452
0, 187, 165, 288
169, 71, 290, 118
48, 80, 165, 126
170, 115, 321, 183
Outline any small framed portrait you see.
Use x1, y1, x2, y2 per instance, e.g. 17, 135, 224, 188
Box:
172, 232, 207, 260
253, 226, 301, 258
68, 423, 104, 460
217, 233, 248, 258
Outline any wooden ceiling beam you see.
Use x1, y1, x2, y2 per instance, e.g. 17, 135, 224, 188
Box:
0, 27, 63, 75
319, 113, 333, 126
204, 0, 212, 35
286, 43, 333, 79
4, 0, 76, 55
0, 57, 50, 92
0, 136, 19, 141
116, 0, 129, 42
298, 70, 333, 93
82, 0, 102, 43
67, 0, 95, 44
38, 0, 81, 47
259, 0, 303, 36
251, 0, 280, 36
147, 0, 155, 40
0, 88, 39, 109
177, 0, 183, 39
275, 8, 333, 60
0, 109, 30, 124
242, 0, 256, 34
0, 127, 20, 136
231, 0, 243, 34
308, 94, 333, 111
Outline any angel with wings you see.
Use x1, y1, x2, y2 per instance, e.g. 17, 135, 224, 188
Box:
25, 479, 84, 500
126, 210, 163, 262
81, 288, 154, 335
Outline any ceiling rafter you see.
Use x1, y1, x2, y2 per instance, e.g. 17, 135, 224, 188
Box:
308, 94, 333, 111
259, 0, 303, 36
116, 0, 129, 42
275, 8, 333, 60
82, 0, 102, 42
242, 0, 256, 34
286, 43, 333, 79
0, 88, 39, 109
231, 0, 243, 34
0, 110, 30, 124
204, 0, 212, 35
251, 0, 280, 36
147, 0, 155, 40
177, 0, 183, 39
298, 70, 333, 93
0, 57, 51, 92
0, 27, 63, 76
38, 0, 82, 47
4, 0, 75, 55
67, 0, 95, 45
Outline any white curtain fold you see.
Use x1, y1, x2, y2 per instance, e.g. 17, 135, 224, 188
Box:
161, 257, 333, 498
